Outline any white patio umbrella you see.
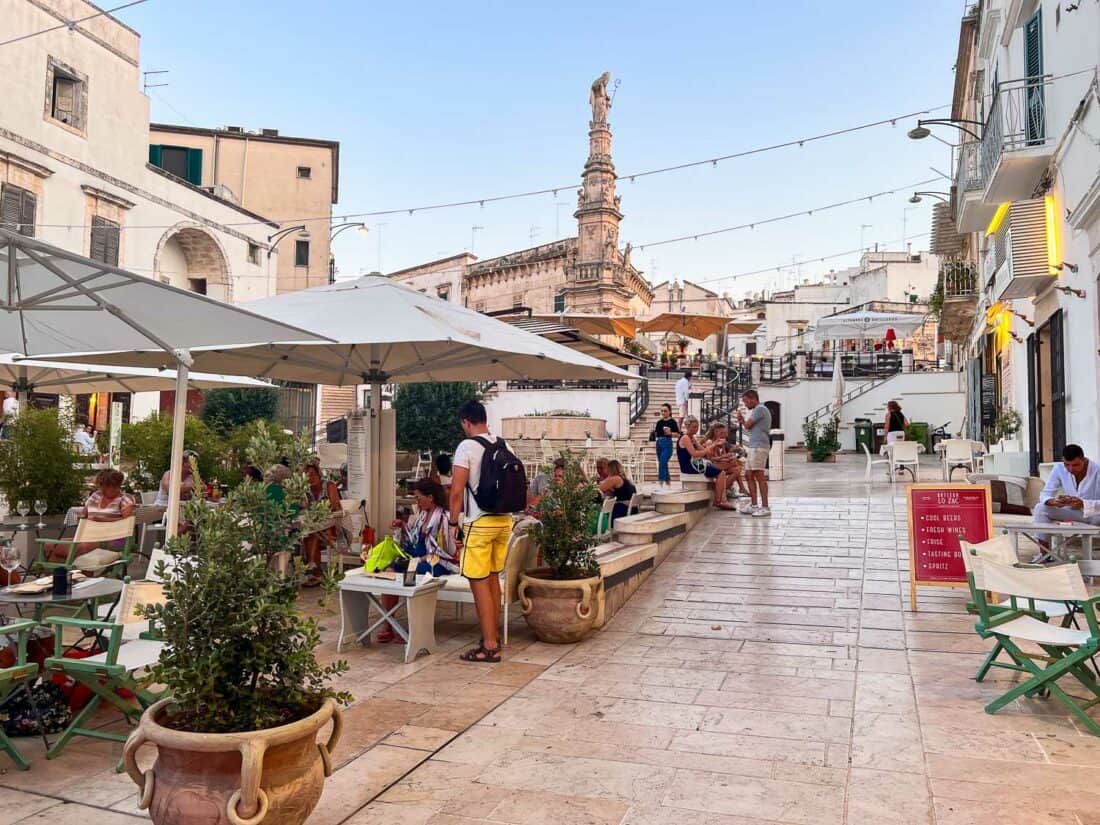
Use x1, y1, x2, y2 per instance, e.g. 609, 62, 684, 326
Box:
831, 358, 846, 417
814, 310, 926, 344
55, 275, 631, 528
0, 355, 273, 396
1, 229, 327, 536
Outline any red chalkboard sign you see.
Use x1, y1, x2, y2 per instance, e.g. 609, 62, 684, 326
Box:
907, 483, 993, 610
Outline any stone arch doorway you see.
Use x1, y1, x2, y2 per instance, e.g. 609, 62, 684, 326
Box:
154, 223, 231, 301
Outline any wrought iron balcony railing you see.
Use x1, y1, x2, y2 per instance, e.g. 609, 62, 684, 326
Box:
979, 76, 1049, 184
941, 260, 979, 299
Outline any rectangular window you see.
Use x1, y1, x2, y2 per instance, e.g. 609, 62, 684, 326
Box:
149, 145, 203, 186
437, 285, 450, 301
1024, 10, 1045, 144
45, 57, 87, 133
553, 292, 566, 312
475, 301, 485, 312
297, 166, 312, 179
89, 215, 120, 265
0, 184, 36, 237
247, 242, 261, 265
512, 293, 523, 308
295, 239, 310, 267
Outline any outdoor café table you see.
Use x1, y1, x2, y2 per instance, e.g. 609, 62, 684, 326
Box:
337, 571, 444, 663
0, 576, 123, 623
1001, 521, 1100, 563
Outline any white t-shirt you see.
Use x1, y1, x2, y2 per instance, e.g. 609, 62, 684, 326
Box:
2, 397, 18, 418
453, 432, 503, 523
675, 376, 691, 406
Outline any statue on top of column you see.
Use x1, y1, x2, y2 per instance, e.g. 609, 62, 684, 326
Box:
589, 72, 612, 124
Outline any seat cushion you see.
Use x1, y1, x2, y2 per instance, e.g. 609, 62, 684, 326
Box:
72, 548, 122, 573
84, 639, 164, 671
994, 598, 1071, 618
994, 616, 1091, 646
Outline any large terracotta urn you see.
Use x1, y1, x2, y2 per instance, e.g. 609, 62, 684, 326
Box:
518, 567, 603, 644
123, 697, 342, 825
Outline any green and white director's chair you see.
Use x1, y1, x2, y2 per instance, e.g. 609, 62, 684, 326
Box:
42, 579, 166, 760
968, 554, 1100, 735
0, 618, 46, 770
960, 536, 1075, 683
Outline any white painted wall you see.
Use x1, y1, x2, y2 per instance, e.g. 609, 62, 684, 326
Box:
484, 389, 620, 438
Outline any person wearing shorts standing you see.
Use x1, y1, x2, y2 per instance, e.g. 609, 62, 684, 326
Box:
450, 400, 513, 663
737, 390, 772, 517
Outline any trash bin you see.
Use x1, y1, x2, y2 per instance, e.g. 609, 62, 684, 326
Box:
872, 423, 885, 453
768, 429, 785, 482
853, 418, 873, 455
906, 421, 931, 452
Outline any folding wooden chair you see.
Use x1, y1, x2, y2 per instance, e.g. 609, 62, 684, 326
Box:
0, 619, 46, 769
33, 516, 135, 579
42, 579, 167, 759
969, 555, 1100, 734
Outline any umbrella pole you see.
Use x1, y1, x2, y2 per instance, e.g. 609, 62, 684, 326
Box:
165, 351, 191, 540
368, 381, 382, 532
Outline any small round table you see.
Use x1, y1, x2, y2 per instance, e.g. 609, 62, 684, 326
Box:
0, 577, 124, 622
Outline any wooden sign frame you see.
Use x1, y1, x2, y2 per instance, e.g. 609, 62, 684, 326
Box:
906, 482, 994, 611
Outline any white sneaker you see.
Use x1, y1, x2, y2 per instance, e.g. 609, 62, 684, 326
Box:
738, 504, 755, 515
751, 506, 771, 517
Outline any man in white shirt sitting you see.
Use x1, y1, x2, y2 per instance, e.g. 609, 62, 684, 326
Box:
1033, 443, 1100, 555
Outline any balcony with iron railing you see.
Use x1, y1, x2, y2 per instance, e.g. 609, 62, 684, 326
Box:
935, 260, 979, 343
954, 140, 997, 232
980, 76, 1053, 203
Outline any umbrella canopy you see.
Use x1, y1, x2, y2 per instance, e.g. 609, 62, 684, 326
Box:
814, 311, 926, 344
639, 312, 730, 340
0, 355, 273, 395
60, 276, 633, 385
503, 318, 645, 368
528, 313, 637, 338
2, 229, 329, 538
727, 320, 763, 335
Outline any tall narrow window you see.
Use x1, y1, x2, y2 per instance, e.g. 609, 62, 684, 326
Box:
0, 184, 36, 237
553, 292, 565, 312
89, 215, 120, 265
295, 240, 310, 267
1024, 11, 1044, 144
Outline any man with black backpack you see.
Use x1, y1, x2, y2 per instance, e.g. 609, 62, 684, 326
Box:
449, 399, 527, 663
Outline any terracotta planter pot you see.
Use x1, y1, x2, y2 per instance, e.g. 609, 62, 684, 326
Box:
122, 697, 341, 825
518, 567, 602, 644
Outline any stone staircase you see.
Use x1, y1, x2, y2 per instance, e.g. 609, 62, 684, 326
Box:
628, 376, 681, 483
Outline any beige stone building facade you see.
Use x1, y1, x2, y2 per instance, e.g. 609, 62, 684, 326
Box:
147, 124, 339, 294
391, 73, 653, 318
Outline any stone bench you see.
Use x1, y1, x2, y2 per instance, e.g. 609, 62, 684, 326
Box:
680, 475, 713, 494
651, 489, 713, 531
591, 540, 658, 628
613, 510, 689, 565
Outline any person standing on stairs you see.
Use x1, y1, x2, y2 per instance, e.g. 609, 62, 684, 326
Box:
675, 370, 692, 426
651, 403, 680, 488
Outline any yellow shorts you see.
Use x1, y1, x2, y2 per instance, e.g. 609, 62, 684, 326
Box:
460, 515, 513, 580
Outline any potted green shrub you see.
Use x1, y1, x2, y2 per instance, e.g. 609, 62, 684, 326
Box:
802, 416, 841, 462
520, 454, 602, 644
122, 423, 350, 825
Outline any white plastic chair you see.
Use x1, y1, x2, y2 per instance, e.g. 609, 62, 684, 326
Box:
890, 441, 921, 483
595, 498, 616, 541
942, 439, 977, 481
861, 443, 891, 482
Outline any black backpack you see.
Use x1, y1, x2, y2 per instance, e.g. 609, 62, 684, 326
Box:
468, 436, 527, 514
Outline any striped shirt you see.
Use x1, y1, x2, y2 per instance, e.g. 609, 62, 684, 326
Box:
84, 490, 135, 520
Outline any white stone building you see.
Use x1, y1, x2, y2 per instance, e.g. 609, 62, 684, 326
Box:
0, 0, 279, 419
934, 0, 1100, 468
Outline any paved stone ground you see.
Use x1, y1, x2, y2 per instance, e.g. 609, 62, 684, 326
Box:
5, 454, 1100, 824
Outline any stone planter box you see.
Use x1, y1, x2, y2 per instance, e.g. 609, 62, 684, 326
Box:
806, 453, 837, 463
501, 416, 607, 441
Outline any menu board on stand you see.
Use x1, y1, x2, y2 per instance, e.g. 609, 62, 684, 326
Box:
907, 483, 993, 610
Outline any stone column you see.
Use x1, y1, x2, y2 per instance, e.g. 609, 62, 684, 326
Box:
902, 348, 914, 373
795, 351, 807, 379
616, 395, 630, 439
750, 358, 762, 387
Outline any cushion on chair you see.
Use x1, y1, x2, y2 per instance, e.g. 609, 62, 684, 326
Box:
83, 639, 164, 671
72, 548, 122, 573
994, 616, 1091, 646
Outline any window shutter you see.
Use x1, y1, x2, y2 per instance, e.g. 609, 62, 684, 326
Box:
0, 186, 21, 233
186, 148, 203, 186
90, 216, 120, 265
105, 222, 119, 265
149, 144, 162, 167
1024, 12, 1043, 79
19, 191, 35, 237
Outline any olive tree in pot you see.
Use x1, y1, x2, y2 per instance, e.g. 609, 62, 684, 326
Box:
122, 424, 351, 825
520, 454, 602, 644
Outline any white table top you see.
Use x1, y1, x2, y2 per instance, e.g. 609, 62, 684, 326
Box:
339, 570, 445, 596
1001, 522, 1100, 536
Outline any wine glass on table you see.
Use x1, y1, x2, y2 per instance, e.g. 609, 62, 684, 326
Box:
0, 543, 20, 587
33, 499, 47, 529
15, 501, 30, 530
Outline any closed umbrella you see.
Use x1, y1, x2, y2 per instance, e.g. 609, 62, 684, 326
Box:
1, 229, 327, 536
831, 358, 846, 416
57, 275, 631, 528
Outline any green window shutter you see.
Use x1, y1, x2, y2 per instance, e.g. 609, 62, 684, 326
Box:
186, 148, 203, 186
149, 144, 162, 168
1024, 11, 1044, 144
1024, 12, 1043, 78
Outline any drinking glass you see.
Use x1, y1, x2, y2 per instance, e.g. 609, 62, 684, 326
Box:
0, 543, 19, 584
15, 501, 29, 530
33, 499, 47, 529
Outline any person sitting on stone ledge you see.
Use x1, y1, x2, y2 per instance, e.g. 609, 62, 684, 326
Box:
677, 415, 733, 510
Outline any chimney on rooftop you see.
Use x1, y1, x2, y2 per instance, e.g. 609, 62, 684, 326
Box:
226, 126, 244, 133
261, 128, 279, 137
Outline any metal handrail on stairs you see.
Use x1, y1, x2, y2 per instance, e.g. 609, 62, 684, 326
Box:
700, 364, 752, 432
803, 373, 894, 428
627, 379, 649, 426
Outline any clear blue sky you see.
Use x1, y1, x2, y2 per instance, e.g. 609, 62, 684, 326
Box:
120, 0, 964, 298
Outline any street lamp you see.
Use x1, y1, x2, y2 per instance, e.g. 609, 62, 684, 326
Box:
267, 225, 309, 259
330, 222, 368, 241
907, 118, 983, 142
909, 191, 951, 204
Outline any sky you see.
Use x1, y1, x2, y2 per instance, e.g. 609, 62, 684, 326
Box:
118, 0, 967, 299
